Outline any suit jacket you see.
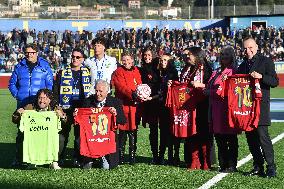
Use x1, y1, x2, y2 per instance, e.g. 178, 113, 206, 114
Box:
82, 95, 127, 125
237, 53, 279, 125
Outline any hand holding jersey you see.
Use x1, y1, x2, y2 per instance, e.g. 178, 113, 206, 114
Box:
12, 89, 63, 170
239, 38, 279, 178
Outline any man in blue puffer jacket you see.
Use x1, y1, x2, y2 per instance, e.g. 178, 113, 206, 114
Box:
9, 44, 53, 108
9, 44, 53, 167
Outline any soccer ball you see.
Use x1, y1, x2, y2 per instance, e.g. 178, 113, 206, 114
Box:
135, 84, 151, 99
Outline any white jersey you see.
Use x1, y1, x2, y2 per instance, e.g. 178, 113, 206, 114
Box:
84, 54, 117, 95
84, 54, 117, 85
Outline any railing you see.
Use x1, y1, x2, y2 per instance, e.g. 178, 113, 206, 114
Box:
3, 5, 284, 20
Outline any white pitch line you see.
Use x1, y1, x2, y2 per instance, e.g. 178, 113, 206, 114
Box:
272, 120, 284, 122
198, 132, 284, 189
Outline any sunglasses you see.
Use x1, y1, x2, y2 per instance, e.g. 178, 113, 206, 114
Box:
71, 55, 83, 60
25, 52, 37, 55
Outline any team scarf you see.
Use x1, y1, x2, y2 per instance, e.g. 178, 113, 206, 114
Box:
60, 65, 91, 109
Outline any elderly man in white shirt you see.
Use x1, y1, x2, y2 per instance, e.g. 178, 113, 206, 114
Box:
84, 37, 117, 95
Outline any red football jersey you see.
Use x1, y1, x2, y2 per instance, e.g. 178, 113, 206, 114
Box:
166, 81, 204, 138
217, 74, 262, 131
74, 108, 117, 158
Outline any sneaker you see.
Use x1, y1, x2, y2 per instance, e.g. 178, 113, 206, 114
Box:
50, 162, 61, 170
82, 162, 93, 169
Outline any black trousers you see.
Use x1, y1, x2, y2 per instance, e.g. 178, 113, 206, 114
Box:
15, 129, 24, 162
158, 107, 173, 160
215, 134, 238, 169
83, 132, 119, 169
58, 109, 80, 162
149, 124, 159, 158
119, 130, 137, 154
245, 125, 275, 170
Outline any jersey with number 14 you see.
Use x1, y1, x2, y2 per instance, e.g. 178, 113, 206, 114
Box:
217, 74, 262, 131
19, 110, 61, 165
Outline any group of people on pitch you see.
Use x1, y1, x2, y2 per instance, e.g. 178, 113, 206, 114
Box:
9, 36, 278, 178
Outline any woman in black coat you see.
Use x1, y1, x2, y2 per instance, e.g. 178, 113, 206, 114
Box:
139, 47, 161, 164
180, 47, 213, 170
156, 53, 179, 164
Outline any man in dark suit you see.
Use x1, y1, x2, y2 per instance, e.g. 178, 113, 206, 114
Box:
238, 37, 279, 178
81, 79, 126, 169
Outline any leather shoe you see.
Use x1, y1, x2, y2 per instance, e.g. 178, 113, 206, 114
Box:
224, 167, 238, 173
219, 167, 227, 173
246, 167, 265, 177
266, 168, 277, 178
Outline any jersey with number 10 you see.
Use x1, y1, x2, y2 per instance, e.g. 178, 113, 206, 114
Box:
19, 110, 61, 165
74, 108, 117, 158
217, 74, 262, 131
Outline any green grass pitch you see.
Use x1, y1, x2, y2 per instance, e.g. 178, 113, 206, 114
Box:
0, 89, 283, 189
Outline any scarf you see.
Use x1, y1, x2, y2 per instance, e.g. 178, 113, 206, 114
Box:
60, 65, 90, 109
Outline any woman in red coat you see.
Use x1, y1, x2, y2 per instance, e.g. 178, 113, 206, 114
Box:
111, 52, 143, 165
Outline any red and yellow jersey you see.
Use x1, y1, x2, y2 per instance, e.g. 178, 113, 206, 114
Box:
74, 108, 117, 158
217, 74, 262, 131
166, 81, 204, 138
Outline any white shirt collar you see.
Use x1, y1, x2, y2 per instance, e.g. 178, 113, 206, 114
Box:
96, 98, 106, 108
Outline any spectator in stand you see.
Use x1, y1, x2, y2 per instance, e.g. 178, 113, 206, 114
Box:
1, 26, 284, 73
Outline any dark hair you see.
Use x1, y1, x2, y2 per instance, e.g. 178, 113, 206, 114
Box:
72, 47, 86, 59
25, 43, 38, 52
162, 52, 172, 57
142, 47, 153, 56
91, 37, 106, 47
141, 47, 158, 66
33, 89, 57, 110
121, 50, 134, 58
219, 46, 237, 69
186, 46, 207, 66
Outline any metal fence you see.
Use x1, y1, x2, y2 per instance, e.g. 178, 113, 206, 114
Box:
3, 4, 284, 19
184, 5, 284, 19
72, 5, 284, 19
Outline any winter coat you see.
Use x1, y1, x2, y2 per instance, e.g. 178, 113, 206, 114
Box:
9, 57, 53, 108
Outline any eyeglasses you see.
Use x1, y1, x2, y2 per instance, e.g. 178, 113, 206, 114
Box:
25, 52, 37, 55
71, 55, 83, 60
